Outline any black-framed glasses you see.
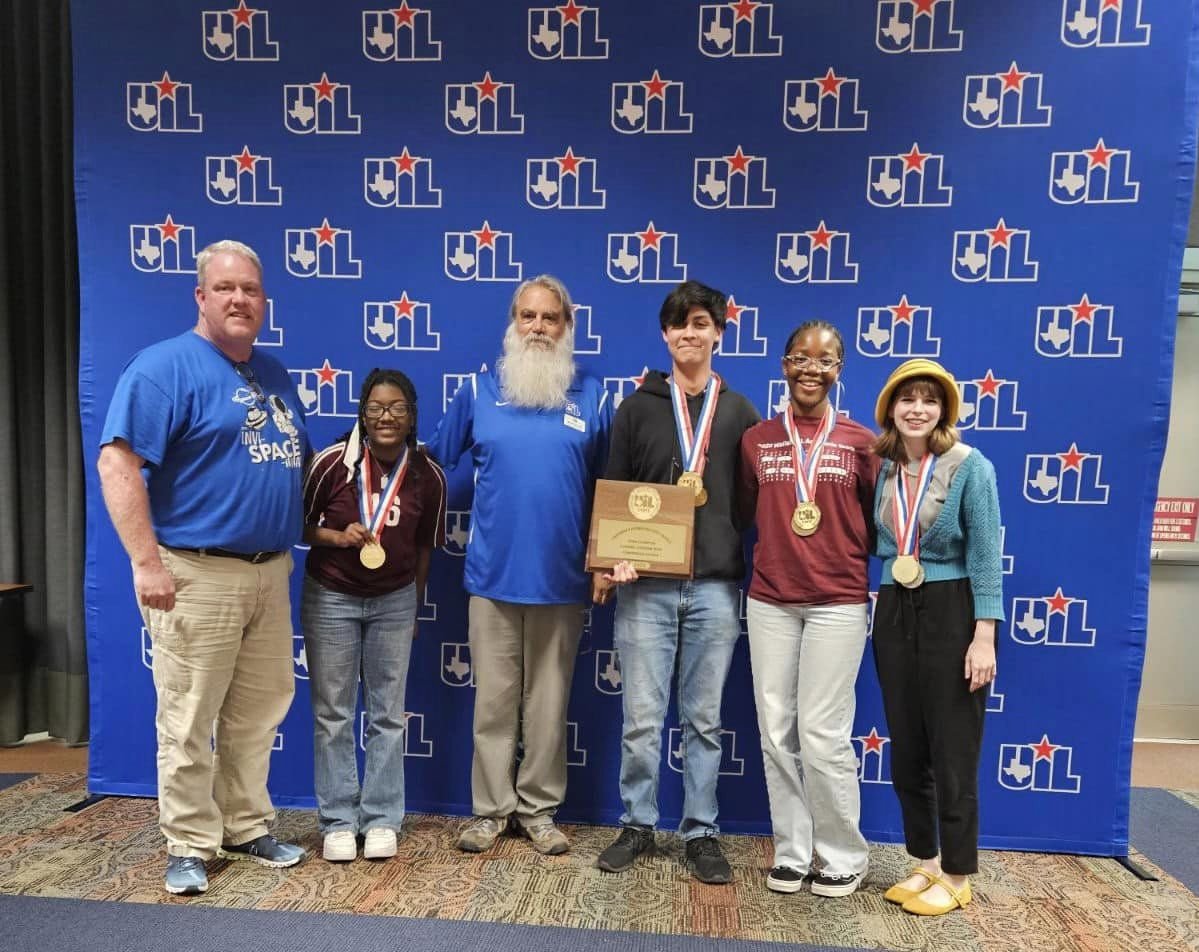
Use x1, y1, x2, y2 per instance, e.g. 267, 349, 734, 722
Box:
363, 402, 413, 420
782, 355, 842, 373
234, 362, 267, 406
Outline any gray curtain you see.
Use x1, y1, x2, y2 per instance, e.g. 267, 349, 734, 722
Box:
0, 0, 87, 745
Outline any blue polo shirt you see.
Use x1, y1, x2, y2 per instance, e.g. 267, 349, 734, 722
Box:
425, 369, 612, 604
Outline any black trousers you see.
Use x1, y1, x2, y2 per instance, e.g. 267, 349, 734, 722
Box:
872, 578, 987, 875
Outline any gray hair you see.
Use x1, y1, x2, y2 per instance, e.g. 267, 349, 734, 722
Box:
196, 239, 263, 287
508, 274, 575, 325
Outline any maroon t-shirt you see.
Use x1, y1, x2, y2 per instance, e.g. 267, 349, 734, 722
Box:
303, 440, 447, 598
738, 412, 879, 607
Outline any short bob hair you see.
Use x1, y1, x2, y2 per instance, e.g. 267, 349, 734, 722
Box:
872, 375, 960, 462
658, 280, 727, 332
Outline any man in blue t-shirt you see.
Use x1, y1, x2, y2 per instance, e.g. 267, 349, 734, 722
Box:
425, 275, 612, 857
97, 240, 310, 896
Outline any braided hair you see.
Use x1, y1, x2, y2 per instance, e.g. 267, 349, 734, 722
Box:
337, 367, 421, 475
782, 319, 845, 360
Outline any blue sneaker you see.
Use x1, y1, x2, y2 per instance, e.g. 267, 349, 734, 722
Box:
217, 834, 306, 868
164, 856, 208, 895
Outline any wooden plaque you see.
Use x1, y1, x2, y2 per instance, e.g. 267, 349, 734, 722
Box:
585, 479, 695, 579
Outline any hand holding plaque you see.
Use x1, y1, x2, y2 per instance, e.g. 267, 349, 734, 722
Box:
585, 480, 695, 580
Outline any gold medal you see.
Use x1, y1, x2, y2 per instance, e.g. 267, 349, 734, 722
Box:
791, 501, 821, 536
892, 554, 923, 588
678, 471, 706, 508
359, 542, 386, 570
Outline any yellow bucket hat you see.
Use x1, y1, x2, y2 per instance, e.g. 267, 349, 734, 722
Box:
874, 358, 959, 428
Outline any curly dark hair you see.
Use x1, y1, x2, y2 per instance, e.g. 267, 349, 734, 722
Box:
336, 367, 421, 473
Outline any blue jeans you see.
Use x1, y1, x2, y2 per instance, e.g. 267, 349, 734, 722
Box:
301, 577, 416, 834
613, 577, 741, 839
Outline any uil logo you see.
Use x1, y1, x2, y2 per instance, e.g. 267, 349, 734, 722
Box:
255, 300, 283, 348
290, 361, 359, 419
527, 147, 607, 210
284, 73, 362, 135
952, 219, 1038, 283
857, 296, 941, 358
776, 222, 860, 284
140, 626, 154, 670
528, 1, 609, 59
1000, 525, 1015, 576
127, 71, 203, 133
202, 1, 279, 61
1050, 139, 1139, 205
1012, 588, 1097, 647
876, 0, 963, 53
565, 722, 588, 767
595, 650, 622, 694
131, 216, 198, 274
999, 735, 1081, 793
361, 711, 433, 757
1036, 294, 1123, 358
445, 222, 523, 282
445, 72, 525, 134
611, 70, 694, 134
964, 62, 1052, 129
285, 220, 362, 279
714, 296, 767, 357
607, 222, 688, 283
668, 728, 745, 776
443, 511, 471, 557
853, 727, 891, 784
694, 146, 776, 210
783, 68, 869, 133
1023, 444, 1110, 505
419, 590, 437, 624
441, 643, 475, 687
1061, 0, 1150, 48
206, 146, 282, 206
956, 370, 1028, 432
364, 293, 440, 352
602, 367, 650, 409
364, 148, 443, 208
867, 143, 952, 208
363, 2, 442, 61
292, 634, 309, 681
572, 304, 603, 355
442, 370, 481, 412
698, 1, 783, 57
987, 678, 1006, 714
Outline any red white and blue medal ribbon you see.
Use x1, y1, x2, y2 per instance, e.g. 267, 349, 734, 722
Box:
781, 404, 836, 511
358, 443, 409, 547
891, 454, 936, 587
670, 373, 720, 476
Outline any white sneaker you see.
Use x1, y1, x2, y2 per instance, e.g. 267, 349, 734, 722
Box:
322, 830, 357, 862
363, 827, 397, 859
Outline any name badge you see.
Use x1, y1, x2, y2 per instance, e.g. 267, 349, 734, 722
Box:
564, 413, 586, 433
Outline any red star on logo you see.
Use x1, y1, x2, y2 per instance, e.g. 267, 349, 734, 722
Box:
731, 0, 759, 22
860, 727, 886, 755
235, 146, 257, 172
1031, 734, 1059, 762
890, 295, 916, 324
1058, 443, 1086, 472
314, 218, 338, 245
472, 221, 497, 248
154, 71, 180, 100
474, 72, 500, 101
1045, 587, 1073, 616
902, 143, 929, 172
976, 369, 1002, 397
556, 147, 581, 176
724, 295, 743, 324
312, 73, 338, 101
557, 0, 584, 24
157, 214, 181, 242
1000, 62, 1029, 91
638, 222, 663, 249
913, 0, 936, 14
986, 218, 1014, 248
392, 292, 416, 318
818, 68, 845, 96
316, 359, 338, 386
392, 0, 416, 25
642, 70, 668, 100
393, 147, 417, 174
1070, 294, 1097, 324
807, 221, 834, 250
231, 0, 254, 27
1085, 138, 1115, 169
1102, 0, 1121, 8
633, 366, 650, 387
725, 146, 751, 174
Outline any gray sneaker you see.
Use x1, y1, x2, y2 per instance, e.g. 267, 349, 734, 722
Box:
164, 856, 208, 895
519, 819, 569, 855
217, 834, 306, 868
456, 816, 508, 853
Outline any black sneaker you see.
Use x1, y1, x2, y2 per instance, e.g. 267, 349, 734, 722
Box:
810, 870, 863, 897
685, 836, 732, 885
597, 827, 654, 872
217, 834, 306, 868
766, 865, 805, 893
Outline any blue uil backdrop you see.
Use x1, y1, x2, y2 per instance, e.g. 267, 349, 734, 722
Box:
75, 1, 1199, 855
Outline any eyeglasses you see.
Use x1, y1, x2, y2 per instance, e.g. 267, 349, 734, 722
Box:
782, 355, 842, 373
363, 402, 413, 420
233, 362, 267, 406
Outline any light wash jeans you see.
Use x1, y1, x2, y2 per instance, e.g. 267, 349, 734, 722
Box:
301, 577, 416, 835
746, 597, 869, 876
614, 577, 740, 840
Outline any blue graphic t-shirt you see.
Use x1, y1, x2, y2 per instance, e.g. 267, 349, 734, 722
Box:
101, 331, 310, 552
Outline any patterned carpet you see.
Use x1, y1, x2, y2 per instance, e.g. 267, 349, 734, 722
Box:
1, 774, 1196, 952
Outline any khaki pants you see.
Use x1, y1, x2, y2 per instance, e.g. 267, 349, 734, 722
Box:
467, 596, 583, 822
141, 547, 296, 858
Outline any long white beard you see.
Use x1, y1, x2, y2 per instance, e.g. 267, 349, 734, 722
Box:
497, 322, 576, 408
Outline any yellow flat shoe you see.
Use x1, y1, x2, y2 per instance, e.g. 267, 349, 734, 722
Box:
883, 867, 936, 905
901, 876, 972, 916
